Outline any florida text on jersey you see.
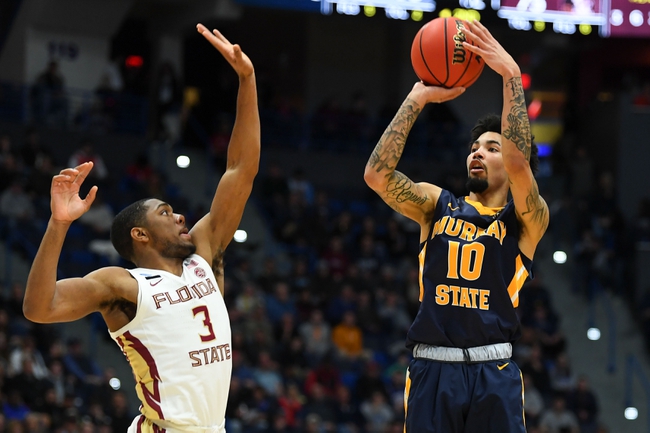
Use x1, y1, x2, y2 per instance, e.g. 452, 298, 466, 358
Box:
110, 254, 232, 432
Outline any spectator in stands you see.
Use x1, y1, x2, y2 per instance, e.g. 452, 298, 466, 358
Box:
304, 354, 341, 398
62, 339, 102, 403
47, 360, 67, 406
276, 335, 309, 382
322, 236, 350, 280
8, 335, 49, 379
20, 128, 50, 170
301, 382, 337, 430
78, 193, 119, 263
253, 351, 282, 397
277, 383, 305, 431
235, 282, 264, 316
274, 312, 298, 350
264, 281, 296, 325
325, 283, 356, 325
288, 168, 315, 205
333, 385, 362, 432
549, 352, 578, 396
93, 55, 124, 131
0, 179, 36, 222
256, 257, 282, 294
3, 390, 30, 422
526, 302, 567, 359
521, 344, 552, 400
539, 396, 579, 433
78, 192, 114, 235
106, 391, 133, 433
331, 311, 363, 363
355, 361, 388, 403
360, 391, 393, 433
5, 357, 52, 412
27, 154, 58, 215
566, 376, 599, 433
39, 387, 65, 431
152, 62, 182, 144
298, 309, 332, 366
32, 60, 68, 127
67, 140, 108, 181
125, 153, 153, 193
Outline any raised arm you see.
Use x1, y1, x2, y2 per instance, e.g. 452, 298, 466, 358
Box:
191, 24, 260, 280
23, 163, 134, 325
463, 20, 549, 258
364, 83, 464, 228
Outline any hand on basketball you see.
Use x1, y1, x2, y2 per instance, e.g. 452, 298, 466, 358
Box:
410, 81, 465, 105
197, 23, 254, 79
461, 20, 520, 79
50, 162, 97, 223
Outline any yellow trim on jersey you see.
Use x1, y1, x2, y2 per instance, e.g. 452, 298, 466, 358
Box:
506, 255, 529, 308
404, 368, 412, 433
520, 370, 526, 428
418, 247, 426, 302
464, 197, 505, 216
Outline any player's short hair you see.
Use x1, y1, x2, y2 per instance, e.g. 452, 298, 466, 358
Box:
110, 198, 151, 262
469, 114, 539, 176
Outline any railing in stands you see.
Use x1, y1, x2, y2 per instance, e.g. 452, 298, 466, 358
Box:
625, 354, 650, 433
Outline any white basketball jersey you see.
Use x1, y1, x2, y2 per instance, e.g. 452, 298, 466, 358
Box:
109, 254, 232, 432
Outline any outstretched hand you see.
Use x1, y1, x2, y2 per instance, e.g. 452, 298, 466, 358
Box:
410, 81, 465, 105
197, 23, 254, 78
461, 20, 520, 78
50, 162, 98, 223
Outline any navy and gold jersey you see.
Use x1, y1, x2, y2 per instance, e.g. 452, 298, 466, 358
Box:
406, 189, 533, 349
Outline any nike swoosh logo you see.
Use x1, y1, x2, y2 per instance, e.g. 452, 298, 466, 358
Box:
497, 362, 509, 371
150, 279, 162, 286
448, 203, 459, 211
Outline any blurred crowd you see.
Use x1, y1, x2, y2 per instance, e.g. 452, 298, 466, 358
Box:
2, 58, 650, 433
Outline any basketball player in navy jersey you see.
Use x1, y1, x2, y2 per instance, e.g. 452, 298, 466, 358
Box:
364, 20, 548, 433
23, 25, 258, 433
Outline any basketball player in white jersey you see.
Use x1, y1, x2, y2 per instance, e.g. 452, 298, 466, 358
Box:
23, 24, 259, 433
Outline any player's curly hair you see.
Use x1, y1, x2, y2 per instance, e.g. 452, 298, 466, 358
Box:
469, 114, 539, 176
110, 198, 151, 262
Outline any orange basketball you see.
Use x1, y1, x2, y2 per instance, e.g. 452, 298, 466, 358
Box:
411, 17, 485, 88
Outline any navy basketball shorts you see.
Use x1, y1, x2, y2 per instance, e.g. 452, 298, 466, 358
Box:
404, 358, 526, 433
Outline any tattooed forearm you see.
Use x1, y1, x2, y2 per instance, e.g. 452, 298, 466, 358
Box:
520, 181, 549, 232
366, 98, 421, 174
385, 172, 428, 206
502, 77, 531, 161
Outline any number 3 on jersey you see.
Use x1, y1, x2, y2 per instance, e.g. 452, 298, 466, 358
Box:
192, 305, 217, 342
446, 241, 485, 281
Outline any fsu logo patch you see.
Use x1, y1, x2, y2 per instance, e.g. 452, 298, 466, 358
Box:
194, 267, 206, 278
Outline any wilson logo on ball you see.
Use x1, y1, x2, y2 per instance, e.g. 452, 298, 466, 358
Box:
411, 17, 485, 89
452, 20, 467, 64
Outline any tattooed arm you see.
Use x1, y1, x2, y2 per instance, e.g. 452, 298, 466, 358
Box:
463, 20, 549, 258
364, 83, 464, 234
